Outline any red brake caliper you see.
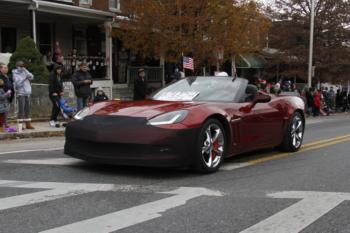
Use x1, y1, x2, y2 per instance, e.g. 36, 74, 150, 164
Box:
212, 140, 219, 160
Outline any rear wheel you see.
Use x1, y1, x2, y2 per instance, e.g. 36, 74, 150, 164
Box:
280, 112, 304, 152
193, 119, 226, 173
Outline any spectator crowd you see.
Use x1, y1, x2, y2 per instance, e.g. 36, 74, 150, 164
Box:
258, 78, 350, 117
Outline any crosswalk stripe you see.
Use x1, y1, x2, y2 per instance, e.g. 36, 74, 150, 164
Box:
2, 158, 81, 165
39, 187, 223, 233
0, 148, 63, 155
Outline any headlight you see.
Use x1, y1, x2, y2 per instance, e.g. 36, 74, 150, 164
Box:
74, 107, 90, 120
148, 110, 189, 126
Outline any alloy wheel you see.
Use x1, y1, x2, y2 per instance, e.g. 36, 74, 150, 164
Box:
291, 115, 304, 148
201, 124, 225, 168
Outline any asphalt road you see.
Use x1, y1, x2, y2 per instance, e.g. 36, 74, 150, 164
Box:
1, 114, 350, 233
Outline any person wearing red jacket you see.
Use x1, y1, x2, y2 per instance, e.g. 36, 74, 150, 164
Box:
313, 89, 321, 116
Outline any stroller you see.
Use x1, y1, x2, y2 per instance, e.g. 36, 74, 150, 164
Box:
57, 98, 76, 121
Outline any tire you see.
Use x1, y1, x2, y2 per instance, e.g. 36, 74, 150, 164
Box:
280, 112, 304, 152
193, 119, 226, 173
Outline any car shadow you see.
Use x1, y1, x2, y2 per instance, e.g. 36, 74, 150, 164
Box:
70, 161, 201, 179
66, 147, 282, 179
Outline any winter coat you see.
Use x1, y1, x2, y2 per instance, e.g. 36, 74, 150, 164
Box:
54, 62, 70, 81
306, 91, 314, 107
133, 78, 147, 100
71, 70, 93, 98
12, 68, 34, 96
49, 72, 63, 95
0, 89, 9, 113
314, 91, 321, 108
0, 72, 15, 103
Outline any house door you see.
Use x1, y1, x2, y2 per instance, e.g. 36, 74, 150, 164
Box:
113, 38, 129, 87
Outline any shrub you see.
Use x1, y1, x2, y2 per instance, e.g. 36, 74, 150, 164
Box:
8, 36, 49, 83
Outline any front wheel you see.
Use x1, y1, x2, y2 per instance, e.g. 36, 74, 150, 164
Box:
193, 119, 226, 173
280, 112, 304, 152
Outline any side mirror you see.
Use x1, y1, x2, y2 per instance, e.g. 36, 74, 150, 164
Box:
239, 94, 271, 113
253, 94, 271, 105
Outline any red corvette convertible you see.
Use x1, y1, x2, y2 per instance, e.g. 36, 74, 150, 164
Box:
65, 76, 305, 173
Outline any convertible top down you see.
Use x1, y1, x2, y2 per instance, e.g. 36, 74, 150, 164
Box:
65, 76, 305, 173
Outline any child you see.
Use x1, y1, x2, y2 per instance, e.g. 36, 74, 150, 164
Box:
94, 88, 108, 103
0, 79, 11, 132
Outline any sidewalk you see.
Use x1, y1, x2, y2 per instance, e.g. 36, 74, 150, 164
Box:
0, 122, 65, 140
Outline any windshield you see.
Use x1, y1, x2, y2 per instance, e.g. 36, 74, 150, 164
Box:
152, 77, 248, 102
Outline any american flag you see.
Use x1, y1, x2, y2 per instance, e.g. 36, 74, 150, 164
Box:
183, 56, 194, 71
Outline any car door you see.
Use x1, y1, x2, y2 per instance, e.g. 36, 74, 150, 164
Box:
236, 95, 285, 152
250, 97, 285, 147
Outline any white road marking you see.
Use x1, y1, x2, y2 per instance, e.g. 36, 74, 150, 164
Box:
0, 181, 117, 211
2, 158, 81, 165
220, 162, 250, 171
240, 191, 350, 233
0, 148, 63, 155
40, 187, 222, 233
0, 179, 222, 233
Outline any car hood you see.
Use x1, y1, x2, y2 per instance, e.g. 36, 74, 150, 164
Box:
92, 100, 203, 119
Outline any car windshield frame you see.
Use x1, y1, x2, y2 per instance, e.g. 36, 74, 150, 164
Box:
151, 76, 248, 103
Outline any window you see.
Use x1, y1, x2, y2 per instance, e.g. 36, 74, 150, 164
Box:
50, 0, 73, 3
109, 0, 120, 11
1, 27, 17, 53
152, 77, 248, 103
38, 23, 52, 54
79, 0, 92, 6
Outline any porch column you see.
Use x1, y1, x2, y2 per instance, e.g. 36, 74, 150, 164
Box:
104, 21, 113, 98
32, 10, 37, 44
160, 55, 165, 87
29, 5, 38, 45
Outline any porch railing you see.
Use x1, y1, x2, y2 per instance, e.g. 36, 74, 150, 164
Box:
128, 67, 163, 84
63, 56, 107, 79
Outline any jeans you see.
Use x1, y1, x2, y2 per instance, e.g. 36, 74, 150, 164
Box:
0, 113, 4, 128
77, 97, 88, 111
50, 96, 60, 121
3, 111, 8, 127
17, 95, 31, 122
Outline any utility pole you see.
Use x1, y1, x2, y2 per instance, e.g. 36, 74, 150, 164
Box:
307, 0, 315, 88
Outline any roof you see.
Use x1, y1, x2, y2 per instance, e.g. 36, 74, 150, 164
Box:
9, 0, 116, 20
236, 54, 267, 69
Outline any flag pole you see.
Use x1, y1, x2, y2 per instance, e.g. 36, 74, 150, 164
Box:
182, 52, 185, 75
308, 0, 315, 88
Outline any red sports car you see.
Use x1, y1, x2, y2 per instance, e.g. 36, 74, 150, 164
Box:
65, 77, 305, 173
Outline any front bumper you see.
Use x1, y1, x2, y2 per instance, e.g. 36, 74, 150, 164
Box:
64, 115, 199, 167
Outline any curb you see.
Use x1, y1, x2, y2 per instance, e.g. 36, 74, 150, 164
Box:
0, 130, 65, 140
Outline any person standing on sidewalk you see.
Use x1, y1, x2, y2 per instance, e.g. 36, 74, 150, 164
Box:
133, 68, 148, 100
48, 64, 64, 127
0, 79, 11, 132
12, 61, 35, 130
72, 63, 93, 111
0, 63, 14, 128
328, 86, 336, 112
313, 89, 321, 117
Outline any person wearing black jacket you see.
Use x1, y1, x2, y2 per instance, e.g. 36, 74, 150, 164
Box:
54, 55, 70, 81
0, 63, 14, 128
94, 88, 108, 103
48, 64, 64, 127
72, 63, 93, 111
133, 68, 148, 100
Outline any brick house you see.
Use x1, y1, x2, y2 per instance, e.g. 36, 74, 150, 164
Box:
0, 0, 164, 101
